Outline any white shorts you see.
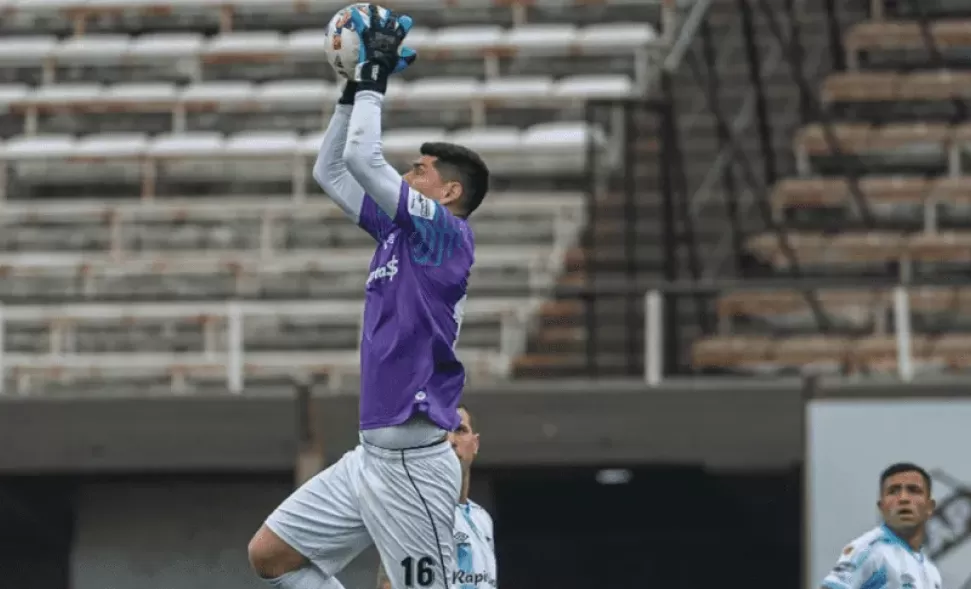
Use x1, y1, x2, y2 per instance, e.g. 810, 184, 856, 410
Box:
265, 438, 462, 589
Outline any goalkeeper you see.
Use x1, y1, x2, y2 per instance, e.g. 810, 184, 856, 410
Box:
247, 6, 490, 589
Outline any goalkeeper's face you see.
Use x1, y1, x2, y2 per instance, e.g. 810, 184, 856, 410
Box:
403, 155, 463, 209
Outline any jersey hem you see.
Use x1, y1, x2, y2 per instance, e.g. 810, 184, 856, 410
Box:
358, 411, 456, 432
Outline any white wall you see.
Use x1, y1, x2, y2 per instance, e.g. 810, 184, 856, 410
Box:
807, 399, 971, 589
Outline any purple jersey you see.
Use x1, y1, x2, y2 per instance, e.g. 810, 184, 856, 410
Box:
355, 180, 474, 431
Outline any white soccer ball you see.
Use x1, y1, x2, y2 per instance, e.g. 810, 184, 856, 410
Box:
324, 3, 392, 81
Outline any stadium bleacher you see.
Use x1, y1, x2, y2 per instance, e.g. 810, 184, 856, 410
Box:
692, 2, 971, 377
0, 0, 666, 393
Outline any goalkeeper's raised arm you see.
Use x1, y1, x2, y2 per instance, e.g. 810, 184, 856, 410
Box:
312, 86, 402, 243
341, 6, 489, 233
311, 88, 366, 224
312, 5, 418, 239
341, 6, 415, 220
317, 3, 488, 246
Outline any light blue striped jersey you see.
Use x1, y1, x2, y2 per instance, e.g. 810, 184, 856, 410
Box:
452, 500, 496, 589
822, 526, 943, 589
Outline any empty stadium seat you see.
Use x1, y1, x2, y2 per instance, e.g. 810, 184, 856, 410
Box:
0, 122, 605, 202
713, 286, 971, 336
744, 231, 971, 269
692, 331, 971, 377
0, 24, 655, 75
845, 20, 971, 70
1, 0, 667, 36
0, 297, 534, 394
692, 11, 971, 378
0, 75, 634, 134
0, 192, 583, 254
0, 0, 662, 390
822, 70, 971, 106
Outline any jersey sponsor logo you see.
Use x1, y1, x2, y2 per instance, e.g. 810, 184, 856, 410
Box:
454, 531, 469, 544
452, 570, 497, 588
901, 573, 917, 589
366, 255, 398, 286
408, 192, 436, 220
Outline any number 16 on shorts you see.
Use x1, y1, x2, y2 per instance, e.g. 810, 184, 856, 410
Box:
401, 556, 436, 587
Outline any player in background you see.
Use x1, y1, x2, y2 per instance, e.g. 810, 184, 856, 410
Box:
247, 7, 490, 589
377, 405, 497, 589
821, 463, 943, 589
448, 405, 497, 589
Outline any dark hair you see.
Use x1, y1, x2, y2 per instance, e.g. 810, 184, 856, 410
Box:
457, 404, 475, 432
880, 462, 932, 494
420, 142, 489, 217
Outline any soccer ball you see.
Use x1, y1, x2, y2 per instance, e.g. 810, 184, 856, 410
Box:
324, 3, 392, 81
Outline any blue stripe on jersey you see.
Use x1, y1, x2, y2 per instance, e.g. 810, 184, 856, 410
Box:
880, 525, 921, 559
456, 542, 474, 589
850, 546, 875, 567
861, 566, 889, 589
410, 214, 460, 267
457, 504, 478, 589
461, 504, 480, 537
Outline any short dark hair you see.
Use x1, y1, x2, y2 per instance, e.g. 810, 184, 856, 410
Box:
457, 404, 475, 432
420, 142, 489, 217
879, 462, 932, 494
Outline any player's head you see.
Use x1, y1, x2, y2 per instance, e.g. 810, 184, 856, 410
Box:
449, 404, 479, 470
403, 142, 489, 219
878, 462, 935, 535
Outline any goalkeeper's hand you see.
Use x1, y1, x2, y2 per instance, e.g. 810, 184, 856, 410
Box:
349, 4, 414, 93
338, 48, 414, 104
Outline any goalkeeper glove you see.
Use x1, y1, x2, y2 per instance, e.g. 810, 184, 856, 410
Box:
349, 4, 414, 94
339, 48, 415, 104
338, 49, 415, 104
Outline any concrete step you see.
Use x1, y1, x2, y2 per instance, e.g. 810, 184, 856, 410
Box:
517, 0, 871, 378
